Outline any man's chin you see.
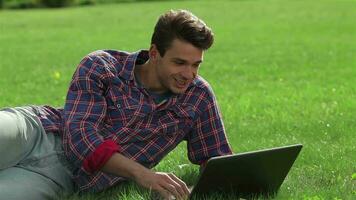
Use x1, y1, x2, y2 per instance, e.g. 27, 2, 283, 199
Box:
170, 86, 187, 94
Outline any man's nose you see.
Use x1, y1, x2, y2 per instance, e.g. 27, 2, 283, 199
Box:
181, 65, 195, 80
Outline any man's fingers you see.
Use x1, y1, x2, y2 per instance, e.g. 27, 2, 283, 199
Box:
161, 182, 181, 200
155, 185, 172, 200
143, 172, 188, 200
158, 173, 184, 199
168, 173, 190, 196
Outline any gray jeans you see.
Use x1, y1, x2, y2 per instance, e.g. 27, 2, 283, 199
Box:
0, 106, 74, 200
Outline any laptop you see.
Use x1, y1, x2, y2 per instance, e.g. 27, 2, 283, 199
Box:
189, 144, 303, 199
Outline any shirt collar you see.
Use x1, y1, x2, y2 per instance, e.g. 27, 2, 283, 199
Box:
119, 50, 149, 81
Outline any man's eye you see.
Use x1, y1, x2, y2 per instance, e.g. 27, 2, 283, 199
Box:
175, 62, 185, 65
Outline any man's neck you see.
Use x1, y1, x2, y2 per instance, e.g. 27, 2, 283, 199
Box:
135, 61, 167, 94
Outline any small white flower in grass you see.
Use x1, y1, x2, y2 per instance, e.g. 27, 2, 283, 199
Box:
178, 164, 189, 169
326, 123, 330, 127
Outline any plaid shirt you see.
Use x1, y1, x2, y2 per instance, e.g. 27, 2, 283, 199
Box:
37, 49, 232, 192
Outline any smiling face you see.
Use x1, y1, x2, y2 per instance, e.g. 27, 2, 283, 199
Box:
151, 39, 203, 94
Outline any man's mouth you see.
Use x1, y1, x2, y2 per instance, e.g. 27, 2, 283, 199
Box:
174, 78, 189, 88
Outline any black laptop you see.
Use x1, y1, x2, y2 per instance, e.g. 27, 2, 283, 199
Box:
189, 144, 303, 199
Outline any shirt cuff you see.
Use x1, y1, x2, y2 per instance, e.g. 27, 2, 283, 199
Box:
83, 140, 120, 174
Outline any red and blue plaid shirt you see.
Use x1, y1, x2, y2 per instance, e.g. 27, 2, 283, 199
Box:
36, 49, 232, 192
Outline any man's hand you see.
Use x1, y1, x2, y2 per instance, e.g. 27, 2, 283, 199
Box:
134, 171, 190, 200
101, 153, 190, 200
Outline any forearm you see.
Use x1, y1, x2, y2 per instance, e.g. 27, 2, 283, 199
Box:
101, 152, 150, 181
101, 153, 190, 199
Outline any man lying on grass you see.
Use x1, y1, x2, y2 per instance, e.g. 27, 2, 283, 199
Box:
0, 9, 232, 200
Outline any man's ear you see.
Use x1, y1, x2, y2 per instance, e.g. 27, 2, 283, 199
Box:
149, 44, 159, 61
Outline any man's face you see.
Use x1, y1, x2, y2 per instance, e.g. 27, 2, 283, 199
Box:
152, 39, 203, 94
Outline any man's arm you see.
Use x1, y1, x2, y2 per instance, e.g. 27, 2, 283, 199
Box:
102, 153, 189, 200
186, 82, 233, 165
63, 55, 118, 173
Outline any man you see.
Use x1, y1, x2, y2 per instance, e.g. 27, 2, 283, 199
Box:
0, 9, 232, 200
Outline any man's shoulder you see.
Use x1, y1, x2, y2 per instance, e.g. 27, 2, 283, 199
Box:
180, 76, 218, 107
87, 50, 129, 59
76, 49, 135, 80
78, 49, 129, 68
85, 50, 130, 66
190, 76, 215, 96
179, 76, 219, 115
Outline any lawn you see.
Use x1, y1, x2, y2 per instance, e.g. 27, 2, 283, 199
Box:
0, 0, 355, 199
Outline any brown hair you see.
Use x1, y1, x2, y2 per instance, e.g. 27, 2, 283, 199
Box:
151, 9, 214, 57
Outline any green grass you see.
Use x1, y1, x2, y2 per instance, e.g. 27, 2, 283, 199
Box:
1, 0, 355, 199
